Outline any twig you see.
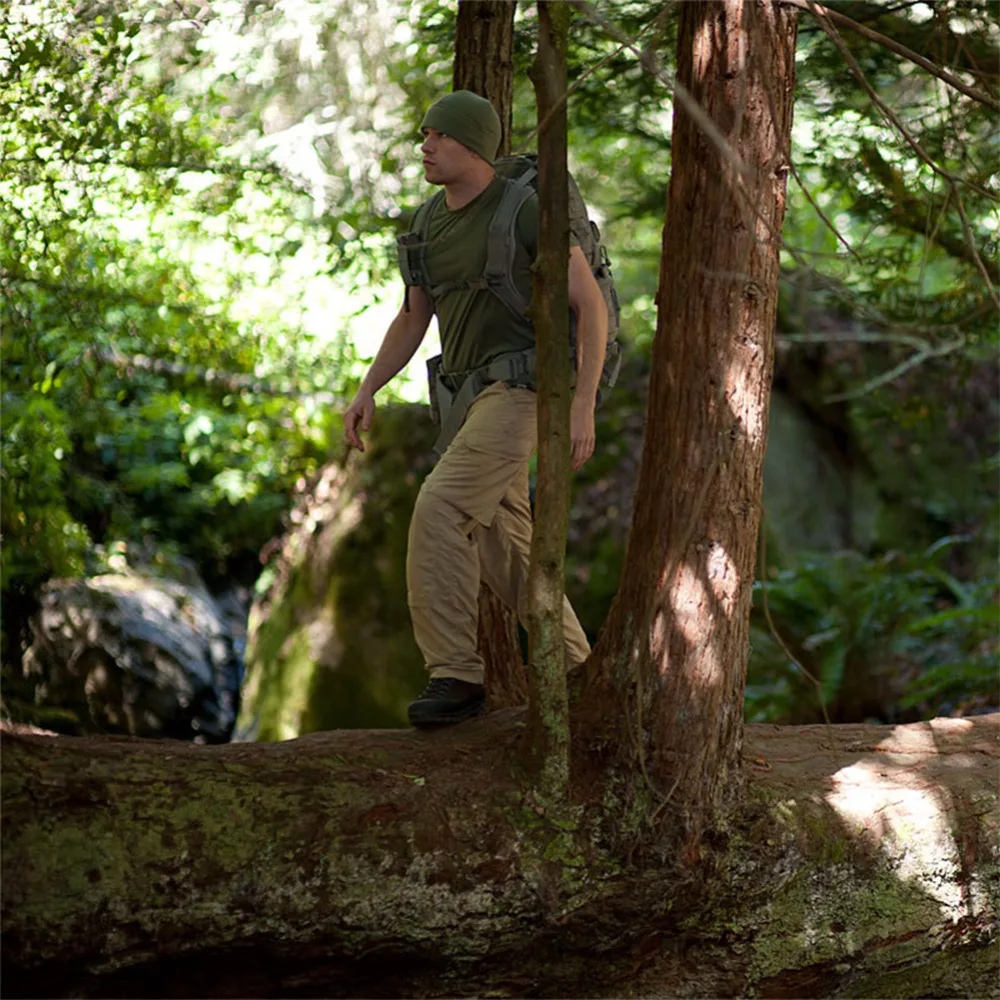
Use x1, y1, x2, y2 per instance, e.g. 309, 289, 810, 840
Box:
758, 510, 831, 727
779, 331, 938, 350
778, 0, 1000, 112
569, 0, 751, 181
823, 334, 966, 403
518, 3, 672, 153
789, 161, 862, 262
952, 186, 1000, 309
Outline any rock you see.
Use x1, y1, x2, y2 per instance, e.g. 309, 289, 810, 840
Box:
22, 573, 242, 742
236, 404, 436, 740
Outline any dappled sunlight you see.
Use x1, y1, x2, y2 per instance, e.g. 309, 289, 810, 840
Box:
671, 562, 710, 644
660, 562, 723, 686
824, 735, 991, 924
726, 346, 768, 449
706, 541, 740, 616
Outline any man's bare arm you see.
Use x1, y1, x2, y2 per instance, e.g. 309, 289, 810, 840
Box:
567, 246, 609, 470
344, 287, 434, 451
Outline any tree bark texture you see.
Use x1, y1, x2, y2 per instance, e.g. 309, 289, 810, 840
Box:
453, 0, 516, 157
524, 1, 572, 800
453, 0, 526, 710
590, 0, 798, 832
3, 714, 997, 998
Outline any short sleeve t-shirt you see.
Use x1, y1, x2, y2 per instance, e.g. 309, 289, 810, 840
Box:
414, 176, 539, 375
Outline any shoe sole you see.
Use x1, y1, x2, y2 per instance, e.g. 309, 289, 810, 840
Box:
408, 698, 486, 728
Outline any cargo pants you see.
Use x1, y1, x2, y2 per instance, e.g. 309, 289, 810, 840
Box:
407, 380, 591, 684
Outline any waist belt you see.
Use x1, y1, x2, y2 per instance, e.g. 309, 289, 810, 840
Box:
429, 349, 537, 455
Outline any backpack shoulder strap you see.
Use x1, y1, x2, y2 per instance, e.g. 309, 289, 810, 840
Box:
397, 191, 445, 292
482, 167, 537, 318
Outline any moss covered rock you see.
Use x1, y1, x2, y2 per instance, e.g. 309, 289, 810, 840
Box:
237, 405, 437, 739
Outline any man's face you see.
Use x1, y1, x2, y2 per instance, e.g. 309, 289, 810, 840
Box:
420, 127, 479, 185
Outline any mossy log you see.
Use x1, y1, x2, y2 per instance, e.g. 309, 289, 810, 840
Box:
2, 714, 997, 999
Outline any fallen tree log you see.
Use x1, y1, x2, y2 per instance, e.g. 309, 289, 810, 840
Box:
2, 713, 997, 998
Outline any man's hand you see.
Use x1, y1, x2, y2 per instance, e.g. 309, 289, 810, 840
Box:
344, 390, 376, 452
570, 393, 596, 472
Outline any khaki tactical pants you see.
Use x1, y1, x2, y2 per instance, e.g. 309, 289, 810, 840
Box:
407, 381, 591, 684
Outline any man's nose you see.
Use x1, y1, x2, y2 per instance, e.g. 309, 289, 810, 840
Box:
420, 135, 434, 154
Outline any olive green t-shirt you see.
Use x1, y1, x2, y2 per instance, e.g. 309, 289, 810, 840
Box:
415, 176, 538, 374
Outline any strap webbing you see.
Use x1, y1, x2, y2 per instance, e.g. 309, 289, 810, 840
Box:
483, 171, 537, 319
432, 349, 538, 454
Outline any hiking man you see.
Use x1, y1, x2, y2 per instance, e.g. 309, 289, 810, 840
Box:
343, 90, 608, 727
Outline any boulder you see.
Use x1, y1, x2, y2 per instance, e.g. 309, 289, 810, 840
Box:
22, 573, 242, 742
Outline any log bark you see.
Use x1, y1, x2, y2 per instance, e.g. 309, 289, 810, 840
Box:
586, 0, 798, 834
2, 714, 996, 998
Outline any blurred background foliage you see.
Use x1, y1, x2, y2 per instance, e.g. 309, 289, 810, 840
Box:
2, 0, 997, 728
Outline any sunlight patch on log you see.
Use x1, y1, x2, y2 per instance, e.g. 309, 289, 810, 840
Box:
825, 756, 977, 924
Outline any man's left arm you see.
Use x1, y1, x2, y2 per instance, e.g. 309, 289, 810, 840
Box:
567, 245, 609, 471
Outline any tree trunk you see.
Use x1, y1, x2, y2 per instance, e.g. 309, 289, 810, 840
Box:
453, 0, 527, 711
586, 0, 798, 835
453, 0, 515, 155
3, 714, 996, 998
524, 1, 572, 799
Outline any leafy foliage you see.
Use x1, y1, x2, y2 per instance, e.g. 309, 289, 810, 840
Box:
748, 538, 998, 724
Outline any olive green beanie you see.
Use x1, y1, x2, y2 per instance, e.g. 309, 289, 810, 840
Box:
420, 90, 502, 164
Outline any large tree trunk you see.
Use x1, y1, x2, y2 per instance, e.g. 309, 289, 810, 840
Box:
585, 0, 798, 835
3, 713, 996, 998
454, 0, 528, 711
453, 0, 515, 154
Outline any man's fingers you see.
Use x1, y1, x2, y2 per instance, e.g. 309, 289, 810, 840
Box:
344, 397, 375, 452
344, 410, 365, 451
571, 435, 594, 471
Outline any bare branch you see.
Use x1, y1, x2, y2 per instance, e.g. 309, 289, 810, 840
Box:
757, 518, 831, 727
823, 334, 967, 403
779, 0, 1000, 111
777, 330, 968, 403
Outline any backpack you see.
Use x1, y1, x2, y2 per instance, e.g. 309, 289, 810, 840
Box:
398, 153, 623, 393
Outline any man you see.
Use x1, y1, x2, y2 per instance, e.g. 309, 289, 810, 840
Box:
343, 90, 608, 727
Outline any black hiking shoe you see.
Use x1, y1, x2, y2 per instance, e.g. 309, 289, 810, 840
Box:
408, 677, 486, 728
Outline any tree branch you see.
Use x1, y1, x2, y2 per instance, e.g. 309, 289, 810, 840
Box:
803, 0, 1000, 311
779, 0, 1000, 111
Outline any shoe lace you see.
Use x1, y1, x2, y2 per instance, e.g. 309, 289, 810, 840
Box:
419, 677, 456, 698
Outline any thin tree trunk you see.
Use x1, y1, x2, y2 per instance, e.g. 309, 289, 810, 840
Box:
524, 0, 572, 799
587, 0, 799, 834
453, 0, 527, 711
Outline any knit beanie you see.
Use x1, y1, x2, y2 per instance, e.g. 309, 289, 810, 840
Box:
420, 90, 502, 164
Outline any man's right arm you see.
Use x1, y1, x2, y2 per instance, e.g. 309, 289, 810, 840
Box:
343, 286, 434, 452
